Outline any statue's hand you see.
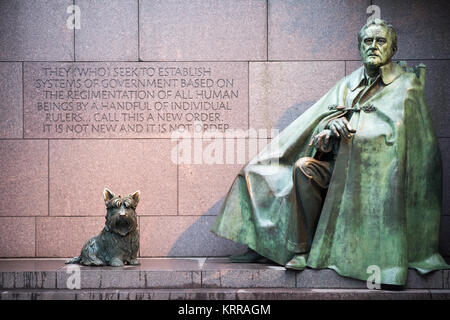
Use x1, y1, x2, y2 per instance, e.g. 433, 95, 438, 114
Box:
310, 129, 334, 153
327, 117, 356, 139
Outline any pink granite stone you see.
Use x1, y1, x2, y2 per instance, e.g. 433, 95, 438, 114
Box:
0, 63, 22, 138
49, 139, 176, 216
0, 217, 35, 257
23, 62, 248, 138
373, 0, 450, 59
268, 0, 370, 60
178, 138, 270, 216
139, 0, 267, 61
0, 140, 48, 217
345, 61, 363, 76
36, 217, 105, 257
440, 138, 450, 217
140, 216, 245, 257
178, 162, 242, 216
0, 1, 73, 61
249, 61, 345, 136
75, 0, 138, 61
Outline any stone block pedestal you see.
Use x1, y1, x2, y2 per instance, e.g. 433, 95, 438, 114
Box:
1, 258, 449, 300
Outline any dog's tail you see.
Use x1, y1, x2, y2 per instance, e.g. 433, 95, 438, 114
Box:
65, 256, 81, 264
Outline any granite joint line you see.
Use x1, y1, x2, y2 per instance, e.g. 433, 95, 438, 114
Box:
248, 61, 250, 131
47, 140, 50, 217
22, 62, 24, 139
1, 59, 450, 63
73, 0, 76, 62
137, 0, 140, 62
266, 0, 269, 61
176, 140, 179, 216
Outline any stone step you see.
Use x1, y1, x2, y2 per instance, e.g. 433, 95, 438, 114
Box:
1, 288, 450, 300
0, 258, 448, 291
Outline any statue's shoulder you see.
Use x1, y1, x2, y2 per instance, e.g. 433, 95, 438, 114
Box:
397, 61, 426, 87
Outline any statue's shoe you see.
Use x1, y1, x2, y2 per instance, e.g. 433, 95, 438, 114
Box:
285, 254, 308, 271
230, 249, 265, 263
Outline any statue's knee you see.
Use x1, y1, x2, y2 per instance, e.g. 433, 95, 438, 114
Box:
294, 157, 314, 172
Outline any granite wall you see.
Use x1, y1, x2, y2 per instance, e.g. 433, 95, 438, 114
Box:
0, 0, 448, 261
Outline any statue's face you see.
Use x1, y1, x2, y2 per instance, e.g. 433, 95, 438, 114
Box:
359, 25, 395, 69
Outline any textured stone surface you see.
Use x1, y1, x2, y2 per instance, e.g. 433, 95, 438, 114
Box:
36, 217, 105, 257
139, 0, 266, 61
57, 258, 204, 289
179, 160, 242, 216
440, 216, 450, 256
406, 270, 443, 289
0, 140, 48, 217
137, 257, 206, 271
139, 216, 246, 257
430, 289, 450, 300
249, 61, 344, 136
373, 0, 450, 59
0, 218, 35, 257
1, 288, 442, 300
440, 139, 450, 216
268, 0, 370, 60
0, 258, 447, 293
178, 138, 270, 216
1, 271, 57, 289
202, 258, 296, 288
296, 269, 366, 289
75, 0, 138, 61
0, 0, 73, 61
0, 259, 65, 271
345, 61, 363, 76
178, 138, 271, 216
49, 139, 176, 216
0, 63, 22, 138
23, 62, 248, 138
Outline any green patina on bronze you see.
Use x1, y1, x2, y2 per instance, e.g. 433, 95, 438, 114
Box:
211, 19, 449, 285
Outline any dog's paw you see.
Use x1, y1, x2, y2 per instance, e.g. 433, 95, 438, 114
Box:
110, 258, 124, 267
129, 259, 140, 265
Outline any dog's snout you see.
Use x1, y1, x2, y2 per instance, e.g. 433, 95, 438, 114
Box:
119, 207, 127, 216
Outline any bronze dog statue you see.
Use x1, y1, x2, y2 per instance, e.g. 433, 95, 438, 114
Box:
66, 188, 140, 267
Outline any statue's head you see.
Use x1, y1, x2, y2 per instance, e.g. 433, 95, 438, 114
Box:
358, 18, 397, 70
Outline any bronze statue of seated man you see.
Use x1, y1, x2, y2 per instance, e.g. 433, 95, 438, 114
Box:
211, 19, 449, 286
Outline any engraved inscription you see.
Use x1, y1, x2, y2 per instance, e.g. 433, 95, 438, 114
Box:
24, 63, 248, 138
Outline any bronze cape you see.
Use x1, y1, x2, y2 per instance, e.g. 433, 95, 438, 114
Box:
211, 62, 449, 285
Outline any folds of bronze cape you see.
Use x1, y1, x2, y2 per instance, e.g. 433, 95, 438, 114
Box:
212, 27, 448, 286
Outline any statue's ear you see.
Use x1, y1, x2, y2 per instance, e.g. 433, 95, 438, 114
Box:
130, 190, 140, 206
103, 188, 116, 203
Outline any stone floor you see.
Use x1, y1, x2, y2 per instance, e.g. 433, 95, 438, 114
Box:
0, 258, 449, 300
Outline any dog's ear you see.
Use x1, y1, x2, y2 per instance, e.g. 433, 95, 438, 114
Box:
103, 188, 116, 203
130, 190, 140, 206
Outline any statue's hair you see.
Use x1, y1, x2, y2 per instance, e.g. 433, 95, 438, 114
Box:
358, 18, 397, 51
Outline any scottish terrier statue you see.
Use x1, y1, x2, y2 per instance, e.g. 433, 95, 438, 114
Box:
66, 188, 140, 267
